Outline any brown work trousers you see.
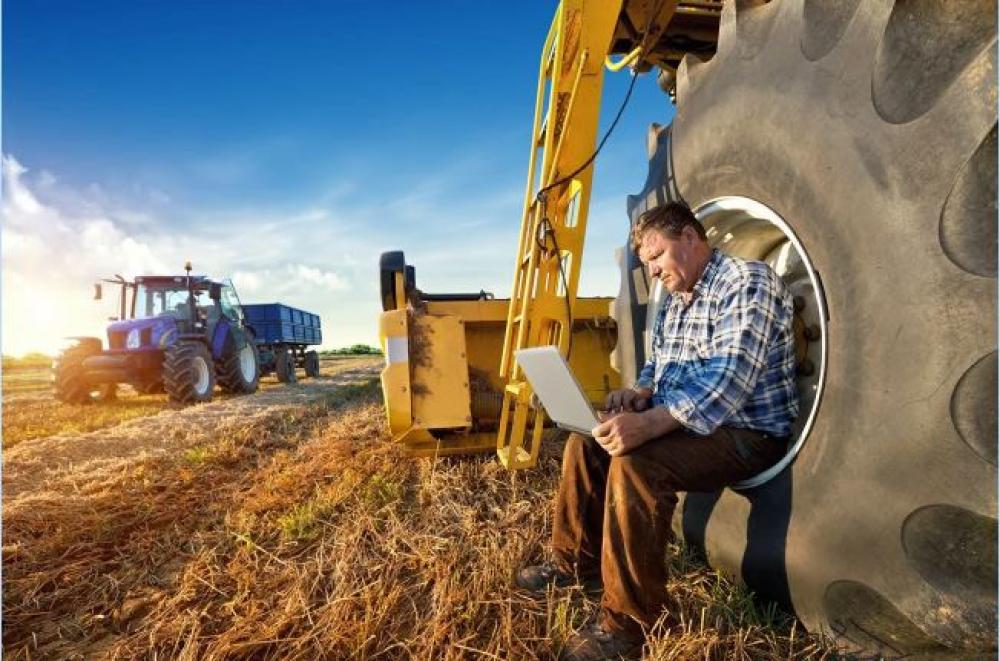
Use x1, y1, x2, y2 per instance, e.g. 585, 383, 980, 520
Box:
551, 427, 786, 637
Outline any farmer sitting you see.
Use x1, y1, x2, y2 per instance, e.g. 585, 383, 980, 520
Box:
516, 202, 799, 660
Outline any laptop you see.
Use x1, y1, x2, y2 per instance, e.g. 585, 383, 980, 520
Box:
514, 345, 599, 436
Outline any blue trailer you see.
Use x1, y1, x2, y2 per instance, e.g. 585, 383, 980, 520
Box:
242, 303, 323, 383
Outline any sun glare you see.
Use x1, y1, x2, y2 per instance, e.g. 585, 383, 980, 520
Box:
3, 272, 116, 357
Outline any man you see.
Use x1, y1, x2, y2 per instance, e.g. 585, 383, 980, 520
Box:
516, 202, 799, 659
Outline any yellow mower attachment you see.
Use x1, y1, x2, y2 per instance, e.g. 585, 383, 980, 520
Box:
378, 252, 620, 461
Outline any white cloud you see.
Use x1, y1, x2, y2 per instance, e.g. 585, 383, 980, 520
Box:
3, 155, 44, 216
1, 155, 367, 356
289, 264, 347, 291
1, 151, 631, 358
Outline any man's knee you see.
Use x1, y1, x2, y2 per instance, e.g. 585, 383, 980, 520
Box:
608, 450, 683, 494
561, 432, 603, 476
608, 452, 659, 483
607, 454, 680, 525
563, 432, 598, 461
606, 454, 646, 502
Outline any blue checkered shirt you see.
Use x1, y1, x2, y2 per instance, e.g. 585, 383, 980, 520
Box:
636, 249, 799, 437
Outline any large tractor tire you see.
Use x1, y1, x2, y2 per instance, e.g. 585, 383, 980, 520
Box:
53, 338, 103, 404
626, 0, 996, 655
98, 384, 118, 401
304, 350, 320, 378
218, 339, 260, 394
163, 341, 216, 404
135, 380, 165, 395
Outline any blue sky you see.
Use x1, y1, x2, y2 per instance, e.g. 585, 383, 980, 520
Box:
3, 1, 676, 355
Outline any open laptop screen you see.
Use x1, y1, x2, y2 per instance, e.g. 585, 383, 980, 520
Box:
515, 346, 598, 435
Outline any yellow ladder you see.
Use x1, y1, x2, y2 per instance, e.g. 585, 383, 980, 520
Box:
497, 0, 624, 469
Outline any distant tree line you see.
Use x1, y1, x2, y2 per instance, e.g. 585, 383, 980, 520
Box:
2, 353, 53, 371
320, 344, 382, 356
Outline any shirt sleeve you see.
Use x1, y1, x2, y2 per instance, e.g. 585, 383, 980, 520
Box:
635, 299, 666, 390
660, 270, 782, 435
635, 357, 656, 390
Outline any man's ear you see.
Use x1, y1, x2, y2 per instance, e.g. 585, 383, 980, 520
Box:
683, 224, 697, 245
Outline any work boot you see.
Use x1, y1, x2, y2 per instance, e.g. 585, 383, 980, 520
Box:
515, 560, 602, 595
515, 561, 576, 593
560, 621, 644, 661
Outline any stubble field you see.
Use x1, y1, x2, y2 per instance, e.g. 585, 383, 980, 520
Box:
2, 355, 830, 659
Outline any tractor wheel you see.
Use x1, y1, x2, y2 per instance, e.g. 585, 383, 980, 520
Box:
53, 338, 103, 404
636, 1, 996, 654
275, 348, 297, 384
135, 380, 164, 395
97, 384, 118, 401
218, 340, 260, 394
304, 350, 320, 378
163, 341, 215, 404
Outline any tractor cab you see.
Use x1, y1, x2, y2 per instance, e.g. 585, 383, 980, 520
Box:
95, 273, 247, 351
134, 275, 212, 322
132, 275, 244, 327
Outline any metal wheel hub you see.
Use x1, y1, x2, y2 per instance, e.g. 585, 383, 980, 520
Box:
239, 345, 255, 381
694, 196, 829, 489
193, 356, 211, 395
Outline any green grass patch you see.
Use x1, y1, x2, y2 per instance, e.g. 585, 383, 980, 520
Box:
184, 446, 212, 465
320, 344, 382, 356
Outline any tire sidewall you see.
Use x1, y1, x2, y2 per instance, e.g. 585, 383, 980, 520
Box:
54, 341, 101, 404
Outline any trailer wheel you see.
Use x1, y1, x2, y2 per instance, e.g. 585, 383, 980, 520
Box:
163, 341, 215, 404
53, 338, 103, 404
275, 348, 297, 384
218, 339, 260, 394
304, 350, 320, 378
656, 1, 997, 654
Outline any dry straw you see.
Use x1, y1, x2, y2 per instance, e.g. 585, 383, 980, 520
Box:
3, 381, 832, 659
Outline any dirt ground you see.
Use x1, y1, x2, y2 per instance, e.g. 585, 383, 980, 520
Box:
2, 355, 381, 448
2, 355, 829, 660
3, 356, 382, 500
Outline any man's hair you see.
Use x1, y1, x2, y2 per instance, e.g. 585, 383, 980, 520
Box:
630, 202, 707, 251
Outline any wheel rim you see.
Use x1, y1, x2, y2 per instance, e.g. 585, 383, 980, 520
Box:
694, 196, 829, 489
193, 356, 211, 394
239, 345, 256, 381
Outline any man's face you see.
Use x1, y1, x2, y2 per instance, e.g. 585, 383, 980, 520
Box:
638, 226, 702, 294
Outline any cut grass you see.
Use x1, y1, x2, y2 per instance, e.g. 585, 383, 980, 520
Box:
3, 379, 833, 659
2, 384, 169, 448
1, 356, 380, 448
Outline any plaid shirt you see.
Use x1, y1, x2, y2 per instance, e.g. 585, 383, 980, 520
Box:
636, 249, 799, 437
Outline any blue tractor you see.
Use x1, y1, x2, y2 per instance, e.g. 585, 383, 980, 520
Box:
54, 264, 260, 405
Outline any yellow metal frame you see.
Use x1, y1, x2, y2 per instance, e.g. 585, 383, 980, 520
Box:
378, 261, 619, 461
496, 0, 625, 470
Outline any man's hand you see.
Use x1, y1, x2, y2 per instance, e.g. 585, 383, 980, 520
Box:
603, 387, 653, 413
592, 412, 655, 457
592, 406, 682, 457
